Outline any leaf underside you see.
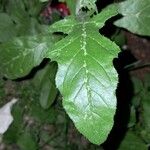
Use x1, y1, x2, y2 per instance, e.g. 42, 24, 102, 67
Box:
115, 0, 150, 36
47, 4, 119, 144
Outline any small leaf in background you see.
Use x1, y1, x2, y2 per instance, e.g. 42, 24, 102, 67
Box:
30, 102, 57, 124
114, 0, 150, 36
128, 106, 136, 128
131, 74, 150, 145
132, 77, 143, 95
0, 13, 17, 42
6, 0, 27, 21
0, 98, 18, 134
0, 0, 48, 41
140, 74, 150, 143
131, 77, 143, 108
0, 34, 59, 79
65, 0, 76, 15
47, 4, 119, 144
39, 62, 58, 109
33, 62, 58, 109
17, 132, 38, 150
118, 131, 147, 150
76, 0, 97, 14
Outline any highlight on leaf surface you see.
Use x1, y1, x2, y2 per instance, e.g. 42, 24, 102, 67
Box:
46, 4, 119, 144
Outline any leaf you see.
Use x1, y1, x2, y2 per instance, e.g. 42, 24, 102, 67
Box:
5, 0, 47, 37
131, 77, 143, 108
65, 0, 76, 15
132, 77, 143, 95
33, 62, 58, 109
15, 17, 47, 36
0, 13, 17, 42
24, 0, 44, 17
118, 131, 147, 150
6, 0, 27, 20
131, 74, 150, 143
114, 0, 150, 36
141, 74, 150, 142
46, 4, 119, 144
0, 34, 60, 79
29, 101, 57, 124
76, 0, 97, 14
17, 132, 38, 150
39, 62, 58, 109
6, 0, 28, 27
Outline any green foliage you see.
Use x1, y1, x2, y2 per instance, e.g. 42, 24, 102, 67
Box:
17, 132, 38, 150
76, 0, 97, 14
46, 4, 119, 144
119, 74, 150, 149
0, 1, 120, 145
2, 81, 98, 149
0, 13, 17, 42
33, 62, 58, 109
0, 34, 59, 79
65, 0, 76, 15
118, 131, 147, 150
0, 0, 150, 148
2, 104, 23, 143
115, 0, 150, 36
0, 0, 46, 42
134, 74, 150, 144
3, 83, 58, 148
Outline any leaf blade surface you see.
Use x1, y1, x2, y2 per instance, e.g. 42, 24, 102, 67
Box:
115, 0, 150, 36
47, 5, 119, 144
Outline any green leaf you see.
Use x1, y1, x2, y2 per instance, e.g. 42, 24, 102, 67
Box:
132, 77, 143, 95
30, 102, 57, 124
17, 132, 38, 150
15, 17, 47, 36
131, 74, 150, 143
20, 0, 44, 19
6, 0, 27, 23
131, 77, 143, 108
5, 0, 47, 36
141, 74, 150, 142
76, 0, 97, 14
33, 62, 58, 109
65, 0, 76, 15
118, 131, 147, 150
47, 4, 119, 144
39, 62, 58, 109
0, 34, 59, 79
142, 96, 150, 142
0, 13, 17, 42
114, 0, 150, 36
49, 16, 77, 34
